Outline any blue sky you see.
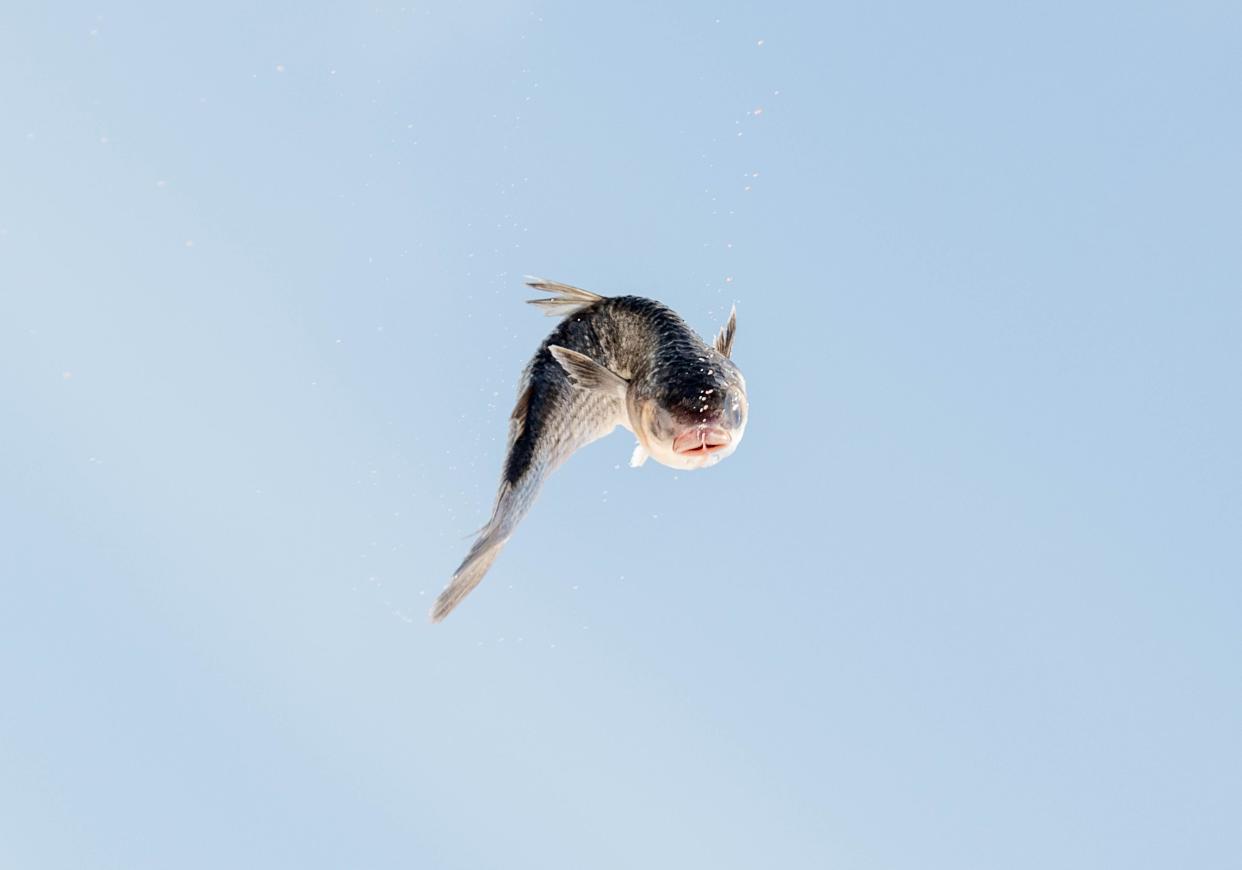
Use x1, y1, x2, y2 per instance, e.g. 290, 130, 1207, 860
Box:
2, 2, 1239, 868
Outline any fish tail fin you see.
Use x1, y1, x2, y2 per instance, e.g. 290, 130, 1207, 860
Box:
430, 477, 537, 622
524, 277, 605, 317
429, 531, 507, 622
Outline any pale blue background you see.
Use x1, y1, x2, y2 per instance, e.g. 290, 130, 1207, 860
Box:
2, 3, 1239, 868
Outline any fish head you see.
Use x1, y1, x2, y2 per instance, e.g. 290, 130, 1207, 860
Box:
629, 354, 748, 470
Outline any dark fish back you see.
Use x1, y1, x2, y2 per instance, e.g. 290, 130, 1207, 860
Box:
604, 296, 731, 417
502, 295, 716, 485
503, 306, 609, 485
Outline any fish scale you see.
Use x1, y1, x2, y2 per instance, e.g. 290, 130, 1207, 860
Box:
430, 279, 748, 622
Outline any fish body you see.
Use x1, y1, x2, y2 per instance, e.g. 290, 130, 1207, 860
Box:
430, 279, 748, 622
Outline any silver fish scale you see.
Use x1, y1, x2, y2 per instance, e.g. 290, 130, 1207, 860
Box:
431, 283, 739, 622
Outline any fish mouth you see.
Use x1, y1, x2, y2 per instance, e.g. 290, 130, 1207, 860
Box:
672, 426, 732, 456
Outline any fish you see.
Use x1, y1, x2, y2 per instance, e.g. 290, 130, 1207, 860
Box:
429, 278, 749, 622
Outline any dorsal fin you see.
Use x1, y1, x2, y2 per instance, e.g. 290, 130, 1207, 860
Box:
525, 277, 606, 317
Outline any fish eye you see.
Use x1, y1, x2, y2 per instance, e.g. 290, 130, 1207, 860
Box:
652, 405, 676, 439
724, 390, 747, 428
641, 401, 677, 441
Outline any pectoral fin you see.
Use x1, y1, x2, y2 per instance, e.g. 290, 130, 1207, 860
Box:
548, 345, 629, 400
714, 305, 737, 357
